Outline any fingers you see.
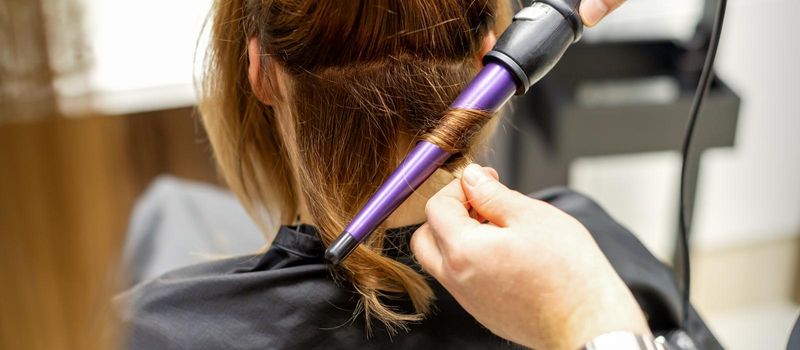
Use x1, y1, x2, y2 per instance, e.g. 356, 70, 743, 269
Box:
469, 167, 498, 223
461, 164, 532, 227
409, 224, 444, 278
580, 0, 626, 27
424, 176, 481, 244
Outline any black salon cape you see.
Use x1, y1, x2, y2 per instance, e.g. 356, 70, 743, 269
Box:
118, 188, 722, 349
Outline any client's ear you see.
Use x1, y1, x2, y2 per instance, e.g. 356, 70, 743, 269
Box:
476, 31, 497, 67
247, 37, 275, 105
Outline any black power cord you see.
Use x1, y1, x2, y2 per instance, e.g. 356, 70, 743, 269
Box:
678, 0, 727, 327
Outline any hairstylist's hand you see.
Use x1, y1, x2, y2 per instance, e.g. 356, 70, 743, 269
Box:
410, 164, 649, 350
580, 0, 627, 27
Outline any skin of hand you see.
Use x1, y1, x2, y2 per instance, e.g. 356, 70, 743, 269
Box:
410, 163, 650, 350
580, 0, 627, 27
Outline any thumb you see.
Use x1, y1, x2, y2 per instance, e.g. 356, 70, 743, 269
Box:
580, 0, 626, 27
461, 164, 532, 227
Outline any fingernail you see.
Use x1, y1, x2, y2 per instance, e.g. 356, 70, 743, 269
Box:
581, 0, 609, 27
463, 164, 490, 187
483, 166, 499, 180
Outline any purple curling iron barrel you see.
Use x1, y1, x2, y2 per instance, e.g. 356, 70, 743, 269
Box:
325, 0, 584, 264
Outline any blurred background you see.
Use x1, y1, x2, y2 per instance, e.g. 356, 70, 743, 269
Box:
0, 0, 797, 349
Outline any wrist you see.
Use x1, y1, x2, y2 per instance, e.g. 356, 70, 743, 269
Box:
557, 275, 650, 350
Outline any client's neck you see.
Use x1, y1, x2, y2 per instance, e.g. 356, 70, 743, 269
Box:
295, 169, 455, 229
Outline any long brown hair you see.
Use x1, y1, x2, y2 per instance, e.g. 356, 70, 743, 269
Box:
200, 0, 511, 332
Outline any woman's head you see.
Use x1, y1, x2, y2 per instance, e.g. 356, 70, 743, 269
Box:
200, 0, 510, 332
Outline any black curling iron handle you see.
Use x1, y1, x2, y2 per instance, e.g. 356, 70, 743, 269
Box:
483, 0, 583, 95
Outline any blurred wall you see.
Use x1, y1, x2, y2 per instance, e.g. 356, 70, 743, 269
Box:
571, 0, 800, 256
1, 0, 220, 348
0, 107, 219, 349
0, 117, 130, 350
693, 0, 800, 250
569, 2, 800, 345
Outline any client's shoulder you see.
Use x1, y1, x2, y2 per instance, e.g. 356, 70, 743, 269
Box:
117, 226, 357, 349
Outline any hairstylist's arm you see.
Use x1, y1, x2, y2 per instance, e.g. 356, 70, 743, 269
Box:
411, 164, 649, 350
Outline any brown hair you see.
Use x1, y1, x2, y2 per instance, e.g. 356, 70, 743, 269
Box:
200, 0, 511, 332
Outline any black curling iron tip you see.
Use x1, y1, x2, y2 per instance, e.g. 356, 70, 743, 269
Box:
324, 232, 360, 265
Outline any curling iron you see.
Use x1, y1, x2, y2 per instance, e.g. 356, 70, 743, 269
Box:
325, 0, 585, 264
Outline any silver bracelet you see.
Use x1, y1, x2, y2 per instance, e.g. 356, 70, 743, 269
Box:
584, 331, 668, 350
